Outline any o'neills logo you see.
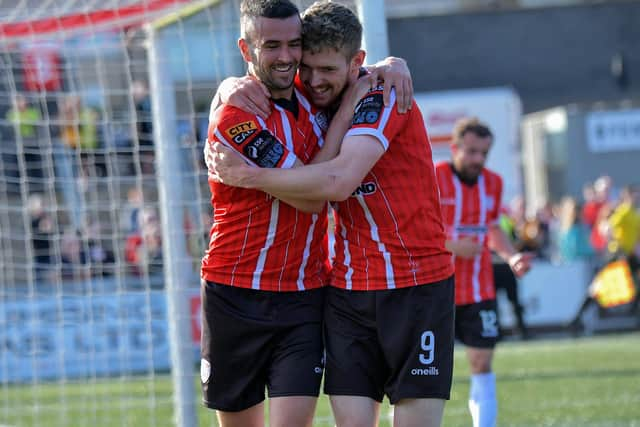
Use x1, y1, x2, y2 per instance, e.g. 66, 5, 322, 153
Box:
411, 366, 439, 376
352, 182, 377, 197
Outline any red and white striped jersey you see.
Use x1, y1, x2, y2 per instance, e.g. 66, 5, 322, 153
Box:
330, 87, 454, 290
435, 162, 503, 305
201, 89, 330, 291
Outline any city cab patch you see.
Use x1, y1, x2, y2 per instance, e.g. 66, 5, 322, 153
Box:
225, 120, 258, 144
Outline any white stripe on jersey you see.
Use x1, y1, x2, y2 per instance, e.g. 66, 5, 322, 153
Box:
270, 110, 296, 169
452, 176, 463, 265
296, 213, 319, 291
252, 199, 280, 289
295, 88, 326, 148
339, 223, 354, 290
344, 90, 396, 151
371, 171, 419, 285
356, 195, 396, 289
377, 90, 396, 135
230, 208, 253, 287
471, 174, 488, 302
277, 209, 299, 291
274, 104, 295, 152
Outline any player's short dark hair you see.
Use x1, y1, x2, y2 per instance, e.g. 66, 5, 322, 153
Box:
301, 1, 362, 59
240, 0, 300, 43
452, 117, 493, 145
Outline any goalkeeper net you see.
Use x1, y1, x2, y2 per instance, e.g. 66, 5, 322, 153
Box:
0, 0, 362, 426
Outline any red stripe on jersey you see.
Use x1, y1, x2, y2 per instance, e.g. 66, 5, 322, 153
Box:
201, 97, 329, 292
435, 162, 503, 305
331, 88, 454, 290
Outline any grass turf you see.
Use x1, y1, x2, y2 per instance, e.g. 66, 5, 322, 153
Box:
1, 332, 639, 426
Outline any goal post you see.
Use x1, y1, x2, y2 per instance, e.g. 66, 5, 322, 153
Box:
146, 1, 240, 425
356, 0, 390, 65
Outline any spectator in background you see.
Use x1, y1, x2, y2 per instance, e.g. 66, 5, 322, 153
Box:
590, 202, 613, 258
607, 185, 640, 274
132, 80, 154, 175
583, 176, 615, 256
534, 201, 557, 260
83, 220, 116, 277
508, 196, 543, 256
60, 228, 89, 281
56, 94, 98, 228
60, 94, 98, 152
60, 223, 115, 281
594, 175, 615, 205
581, 182, 600, 229
558, 196, 594, 263
27, 193, 54, 282
120, 186, 144, 234
6, 94, 43, 192
125, 207, 163, 277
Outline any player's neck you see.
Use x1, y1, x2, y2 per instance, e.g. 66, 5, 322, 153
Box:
450, 162, 479, 186
273, 91, 299, 118
269, 87, 294, 101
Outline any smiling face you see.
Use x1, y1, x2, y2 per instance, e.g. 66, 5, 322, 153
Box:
239, 14, 302, 99
298, 47, 363, 109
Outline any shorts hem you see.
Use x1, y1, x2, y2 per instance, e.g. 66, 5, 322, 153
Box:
324, 389, 384, 403
202, 396, 265, 413
268, 391, 320, 399
388, 392, 450, 405
461, 340, 498, 349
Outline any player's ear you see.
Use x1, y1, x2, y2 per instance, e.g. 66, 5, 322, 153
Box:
351, 49, 366, 71
238, 38, 252, 63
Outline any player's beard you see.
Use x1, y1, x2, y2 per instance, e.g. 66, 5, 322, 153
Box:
461, 163, 483, 181
251, 61, 297, 94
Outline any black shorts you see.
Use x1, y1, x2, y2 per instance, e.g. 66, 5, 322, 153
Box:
455, 299, 500, 349
200, 281, 325, 412
323, 276, 455, 404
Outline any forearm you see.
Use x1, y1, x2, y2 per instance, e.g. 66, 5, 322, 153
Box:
249, 160, 353, 201
488, 225, 518, 261
251, 136, 383, 201
218, 135, 383, 202
365, 56, 406, 74
445, 240, 458, 256
267, 192, 326, 213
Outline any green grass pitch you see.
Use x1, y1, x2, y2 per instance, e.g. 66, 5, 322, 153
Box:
2, 332, 639, 426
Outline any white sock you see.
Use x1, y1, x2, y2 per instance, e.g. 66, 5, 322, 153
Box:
468, 372, 497, 427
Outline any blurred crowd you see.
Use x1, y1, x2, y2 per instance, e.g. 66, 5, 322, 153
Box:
26, 188, 212, 285
500, 175, 639, 271
3, 82, 211, 287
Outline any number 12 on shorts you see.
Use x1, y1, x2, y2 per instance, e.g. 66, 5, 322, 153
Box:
419, 331, 435, 365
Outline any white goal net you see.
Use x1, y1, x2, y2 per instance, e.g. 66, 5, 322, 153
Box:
0, 0, 368, 426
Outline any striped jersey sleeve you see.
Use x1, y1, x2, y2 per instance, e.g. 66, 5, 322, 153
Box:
208, 106, 299, 170
344, 85, 403, 151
